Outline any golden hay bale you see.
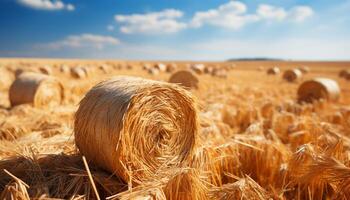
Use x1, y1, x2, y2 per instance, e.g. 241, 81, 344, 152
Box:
142, 63, 152, 71
299, 66, 310, 74
74, 76, 198, 183
283, 69, 302, 82
166, 63, 177, 73
9, 72, 63, 108
98, 64, 111, 74
267, 67, 280, 75
297, 78, 340, 103
204, 66, 214, 74
147, 68, 160, 75
154, 63, 167, 72
211, 68, 227, 78
169, 70, 199, 89
70, 67, 88, 79
191, 64, 205, 75
339, 69, 349, 78
0, 68, 14, 90
39, 65, 52, 75
59, 64, 70, 74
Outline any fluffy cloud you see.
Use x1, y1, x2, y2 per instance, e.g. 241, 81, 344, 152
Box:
17, 0, 75, 11
41, 34, 120, 50
190, 1, 259, 29
115, 9, 187, 34
190, 1, 314, 29
107, 25, 115, 31
257, 4, 287, 21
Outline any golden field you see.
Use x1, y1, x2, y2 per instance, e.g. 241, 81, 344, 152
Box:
0, 58, 349, 200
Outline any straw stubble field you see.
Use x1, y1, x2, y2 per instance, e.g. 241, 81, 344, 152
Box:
0, 58, 349, 200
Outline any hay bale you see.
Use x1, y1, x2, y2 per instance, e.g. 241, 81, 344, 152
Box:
204, 66, 214, 74
74, 76, 198, 183
154, 63, 167, 72
71, 67, 88, 79
191, 64, 205, 75
211, 68, 227, 78
142, 64, 152, 71
98, 64, 110, 73
339, 69, 349, 78
9, 72, 63, 108
169, 70, 199, 89
267, 67, 280, 75
283, 69, 302, 82
0, 68, 14, 90
60, 65, 70, 74
297, 78, 340, 103
299, 66, 310, 74
147, 68, 160, 75
166, 63, 177, 73
39, 65, 52, 75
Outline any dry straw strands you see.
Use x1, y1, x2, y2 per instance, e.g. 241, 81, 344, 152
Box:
267, 67, 280, 75
9, 72, 64, 108
297, 78, 340, 103
74, 76, 198, 184
169, 70, 199, 89
283, 69, 302, 82
0, 68, 14, 90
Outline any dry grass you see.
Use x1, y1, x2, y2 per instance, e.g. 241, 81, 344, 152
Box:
0, 58, 349, 199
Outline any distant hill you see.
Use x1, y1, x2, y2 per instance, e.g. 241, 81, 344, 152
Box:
227, 58, 285, 62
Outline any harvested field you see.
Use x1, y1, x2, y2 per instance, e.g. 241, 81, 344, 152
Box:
0, 58, 350, 199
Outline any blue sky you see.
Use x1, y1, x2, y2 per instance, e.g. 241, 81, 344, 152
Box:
0, 0, 349, 61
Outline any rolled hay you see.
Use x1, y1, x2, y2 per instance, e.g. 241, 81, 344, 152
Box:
283, 69, 302, 82
39, 65, 52, 75
299, 66, 310, 74
267, 67, 280, 75
191, 64, 205, 75
169, 70, 199, 89
0, 68, 14, 90
154, 63, 167, 72
297, 78, 340, 103
74, 76, 198, 183
211, 68, 227, 78
339, 69, 349, 78
59, 64, 70, 74
147, 68, 160, 75
204, 66, 214, 74
166, 63, 177, 73
98, 64, 110, 74
71, 67, 88, 79
9, 72, 64, 108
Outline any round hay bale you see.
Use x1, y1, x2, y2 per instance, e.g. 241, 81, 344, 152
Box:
142, 64, 152, 71
297, 78, 340, 103
339, 69, 350, 78
154, 63, 166, 72
147, 68, 159, 75
299, 66, 310, 74
71, 67, 88, 79
191, 64, 205, 75
74, 76, 198, 183
126, 64, 133, 70
267, 67, 280, 75
204, 66, 214, 74
9, 72, 63, 108
98, 64, 110, 73
39, 65, 52, 75
169, 70, 199, 89
0, 68, 14, 90
60, 65, 70, 74
166, 63, 177, 73
211, 68, 227, 78
283, 69, 302, 82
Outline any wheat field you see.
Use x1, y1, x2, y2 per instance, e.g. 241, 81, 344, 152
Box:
0, 58, 349, 200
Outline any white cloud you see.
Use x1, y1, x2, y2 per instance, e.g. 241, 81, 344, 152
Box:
40, 34, 120, 50
257, 4, 287, 21
288, 6, 314, 22
115, 9, 187, 34
190, 1, 314, 29
17, 0, 75, 11
190, 1, 259, 29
